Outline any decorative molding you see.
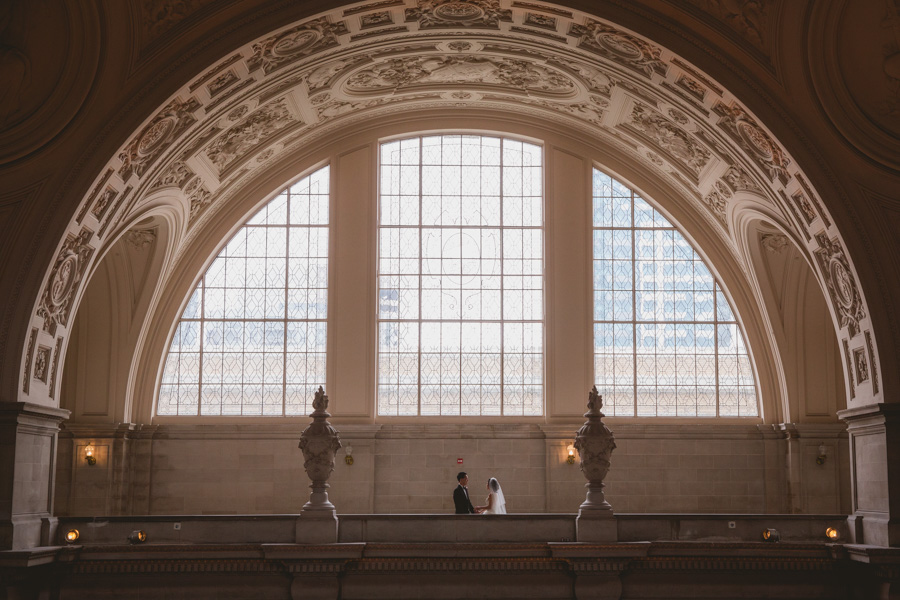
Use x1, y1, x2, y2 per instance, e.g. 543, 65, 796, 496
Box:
524, 12, 557, 30
119, 96, 202, 180
865, 330, 879, 395
759, 233, 788, 254
621, 102, 711, 182
247, 17, 349, 75
151, 161, 196, 191
360, 11, 394, 29
344, 0, 404, 16
23, 328, 37, 393
33, 345, 51, 383
853, 347, 869, 385
207, 69, 239, 98
405, 0, 512, 30
568, 19, 668, 79
49, 335, 63, 400
814, 233, 866, 339
842, 339, 854, 400
791, 190, 817, 225
713, 101, 790, 185
37, 228, 95, 336
124, 229, 158, 251
189, 53, 243, 92
76, 169, 114, 224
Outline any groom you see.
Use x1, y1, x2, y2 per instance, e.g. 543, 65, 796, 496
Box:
453, 472, 476, 514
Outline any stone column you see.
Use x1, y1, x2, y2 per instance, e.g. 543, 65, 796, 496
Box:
0, 402, 69, 550
297, 387, 341, 544
574, 387, 617, 542
839, 403, 900, 546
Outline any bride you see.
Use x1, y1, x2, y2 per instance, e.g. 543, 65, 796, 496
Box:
477, 477, 507, 515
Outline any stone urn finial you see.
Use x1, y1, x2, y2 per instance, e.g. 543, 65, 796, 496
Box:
298, 386, 342, 512
574, 386, 616, 512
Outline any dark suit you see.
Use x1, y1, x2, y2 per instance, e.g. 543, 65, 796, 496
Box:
453, 484, 475, 514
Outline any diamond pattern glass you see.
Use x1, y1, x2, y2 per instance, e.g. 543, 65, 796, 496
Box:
158, 167, 329, 416
592, 169, 758, 417
378, 136, 543, 416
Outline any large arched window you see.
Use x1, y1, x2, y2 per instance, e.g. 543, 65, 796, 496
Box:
377, 135, 543, 416
592, 169, 757, 417
158, 166, 329, 416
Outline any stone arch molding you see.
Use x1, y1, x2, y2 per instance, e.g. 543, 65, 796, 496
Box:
20, 0, 881, 412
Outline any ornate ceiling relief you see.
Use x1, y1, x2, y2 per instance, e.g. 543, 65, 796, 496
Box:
185, 178, 213, 224
568, 19, 668, 79
713, 101, 790, 185
124, 228, 159, 251
33, 346, 51, 384
791, 190, 817, 226
814, 233, 866, 339
759, 232, 788, 253
247, 18, 349, 75
853, 347, 869, 385
119, 97, 202, 181
37, 228, 95, 336
619, 101, 712, 182
151, 161, 196, 191
203, 97, 304, 177
343, 54, 577, 96
405, 0, 512, 29
720, 165, 763, 194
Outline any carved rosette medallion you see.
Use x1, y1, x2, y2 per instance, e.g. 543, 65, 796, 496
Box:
568, 19, 667, 79
713, 102, 790, 184
119, 97, 201, 180
298, 386, 342, 511
814, 233, 865, 338
38, 228, 95, 336
247, 17, 349, 75
406, 0, 512, 29
574, 386, 616, 512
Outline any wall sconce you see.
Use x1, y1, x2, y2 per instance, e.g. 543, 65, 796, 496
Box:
817, 444, 827, 465
65, 529, 80, 543
345, 446, 354, 466
825, 527, 840, 540
762, 528, 780, 542
566, 444, 576, 465
84, 445, 96, 466
127, 530, 147, 544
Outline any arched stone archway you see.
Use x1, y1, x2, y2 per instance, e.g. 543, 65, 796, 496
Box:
1, 0, 897, 550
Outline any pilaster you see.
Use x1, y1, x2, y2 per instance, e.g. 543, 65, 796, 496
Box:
0, 403, 69, 550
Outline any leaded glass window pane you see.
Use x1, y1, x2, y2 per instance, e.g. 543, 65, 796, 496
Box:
378, 135, 544, 416
592, 168, 758, 417
158, 166, 329, 416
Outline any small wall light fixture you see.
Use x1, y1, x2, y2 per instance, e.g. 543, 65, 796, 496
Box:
817, 444, 827, 465
127, 530, 147, 544
65, 529, 80, 543
345, 446, 354, 466
84, 445, 96, 466
825, 527, 840, 540
566, 444, 576, 465
762, 528, 780, 542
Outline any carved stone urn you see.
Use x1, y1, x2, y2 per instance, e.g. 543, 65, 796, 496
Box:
298, 386, 342, 512
574, 386, 616, 512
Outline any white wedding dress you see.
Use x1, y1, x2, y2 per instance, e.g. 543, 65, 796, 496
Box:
483, 487, 507, 514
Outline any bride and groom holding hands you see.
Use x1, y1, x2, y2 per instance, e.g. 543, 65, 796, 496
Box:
453, 472, 507, 514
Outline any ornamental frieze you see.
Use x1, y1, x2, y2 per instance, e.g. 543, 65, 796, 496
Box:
119, 96, 201, 181
38, 227, 95, 336
814, 233, 866, 339
568, 19, 668, 79
405, 0, 512, 30
713, 101, 790, 185
151, 161, 195, 191
621, 102, 711, 181
204, 98, 303, 176
720, 165, 763, 194
344, 54, 576, 96
246, 17, 349, 76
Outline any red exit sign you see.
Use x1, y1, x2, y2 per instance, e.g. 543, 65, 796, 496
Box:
457, 458, 463, 464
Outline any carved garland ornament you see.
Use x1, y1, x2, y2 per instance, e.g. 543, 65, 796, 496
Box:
345, 54, 576, 96
37, 228, 95, 336
814, 233, 866, 339
204, 98, 301, 174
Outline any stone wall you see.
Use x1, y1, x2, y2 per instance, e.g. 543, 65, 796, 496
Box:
54, 423, 850, 517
